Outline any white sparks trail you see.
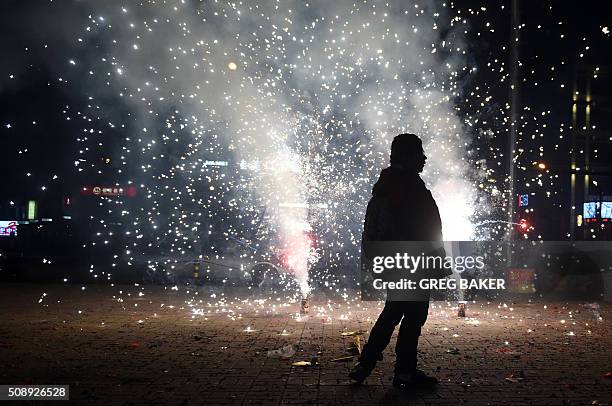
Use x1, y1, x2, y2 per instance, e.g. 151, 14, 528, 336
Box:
64, 1, 485, 291
7, 0, 599, 293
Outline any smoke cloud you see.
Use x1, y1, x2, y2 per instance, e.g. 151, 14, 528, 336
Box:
5, 0, 486, 290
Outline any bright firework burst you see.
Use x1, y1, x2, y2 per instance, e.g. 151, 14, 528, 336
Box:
6, 0, 604, 294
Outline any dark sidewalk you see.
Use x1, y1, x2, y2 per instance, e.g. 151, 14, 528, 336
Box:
0, 284, 610, 405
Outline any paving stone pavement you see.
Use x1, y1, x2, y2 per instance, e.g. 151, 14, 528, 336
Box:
0, 283, 610, 405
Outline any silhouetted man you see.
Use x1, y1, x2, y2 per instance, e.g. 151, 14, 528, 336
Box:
349, 133, 441, 388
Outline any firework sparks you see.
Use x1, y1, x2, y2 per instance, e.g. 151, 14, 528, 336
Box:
2, 0, 610, 297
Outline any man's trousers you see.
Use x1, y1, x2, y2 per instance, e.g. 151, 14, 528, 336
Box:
359, 300, 429, 373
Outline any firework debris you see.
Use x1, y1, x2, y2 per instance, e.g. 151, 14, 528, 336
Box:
292, 358, 319, 367
583, 303, 602, 320
340, 331, 365, 337
330, 356, 355, 363
505, 371, 525, 383
267, 344, 296, 358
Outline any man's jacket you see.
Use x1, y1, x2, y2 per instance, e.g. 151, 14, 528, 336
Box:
361, 167, 449, 299
363, 166, 443, 242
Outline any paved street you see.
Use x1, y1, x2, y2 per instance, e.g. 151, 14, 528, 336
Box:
0, 283, 610, 405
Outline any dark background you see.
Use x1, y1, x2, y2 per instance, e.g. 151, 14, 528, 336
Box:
0, 0, 611, 282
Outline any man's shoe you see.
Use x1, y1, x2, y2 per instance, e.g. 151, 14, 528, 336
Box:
348, 364, 373, 383
392, 369, 438, 388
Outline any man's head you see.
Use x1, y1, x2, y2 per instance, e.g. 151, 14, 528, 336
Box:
390, 133, 426, 173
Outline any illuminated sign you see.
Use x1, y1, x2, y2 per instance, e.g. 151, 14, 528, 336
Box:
27, 200, 37, 220
505, 268, 536, 293
583, 201, 612, 223
602, 202, 612, 219
518, 194, 529, 207
203, 160, 228, 167
81, 186, 137, 197
0, 221, 18, 237
583, 202, 598, 219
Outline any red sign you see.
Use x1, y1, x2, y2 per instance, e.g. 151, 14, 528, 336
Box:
81, 186, 137, 197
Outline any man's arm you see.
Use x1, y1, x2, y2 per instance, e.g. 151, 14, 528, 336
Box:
361, 197, 382, 266
363, 196, 394, 243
